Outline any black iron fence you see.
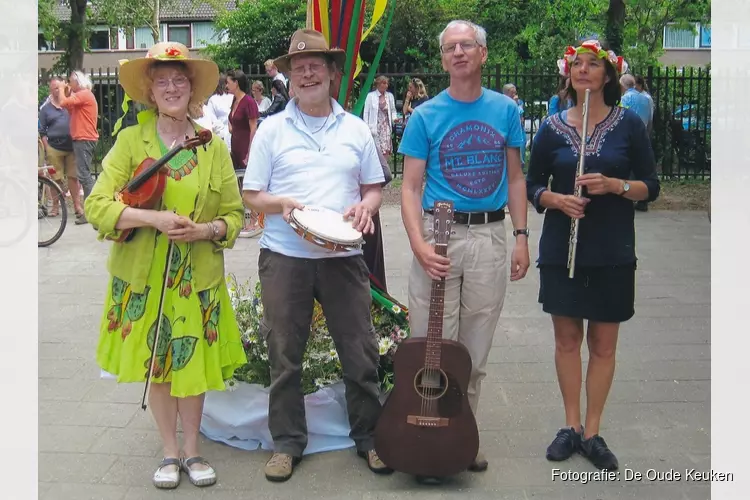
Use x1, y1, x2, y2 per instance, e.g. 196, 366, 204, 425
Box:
38, 63, 710, 180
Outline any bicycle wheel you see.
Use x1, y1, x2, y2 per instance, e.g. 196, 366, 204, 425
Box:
38, 176, 67, 247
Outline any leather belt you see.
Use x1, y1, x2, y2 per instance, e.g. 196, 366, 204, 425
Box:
424, 207, 506, 225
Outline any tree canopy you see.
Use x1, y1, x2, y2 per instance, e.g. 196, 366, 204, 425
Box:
38, 0, 711, 74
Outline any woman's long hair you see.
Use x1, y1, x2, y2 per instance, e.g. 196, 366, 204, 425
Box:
214, 73, 227, 95
411, 78, 428, 99
271, 79, 289, 101
226, 69, 248, 93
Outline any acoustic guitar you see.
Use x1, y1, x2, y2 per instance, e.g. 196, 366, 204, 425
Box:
374, 200, 479, 478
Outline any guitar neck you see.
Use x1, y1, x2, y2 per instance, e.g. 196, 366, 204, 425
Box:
425, 243, 448, 369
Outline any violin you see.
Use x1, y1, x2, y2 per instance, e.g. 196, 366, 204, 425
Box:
114, 129, 213, 243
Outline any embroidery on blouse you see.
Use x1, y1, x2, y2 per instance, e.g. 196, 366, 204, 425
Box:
548, 106, 625, 157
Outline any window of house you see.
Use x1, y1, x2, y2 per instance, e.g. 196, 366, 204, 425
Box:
192, 21, 219, 48
125, 28, 135, 50
38, 33, 52, 51
167, 24, 191, 47
135, 27, 154, 50
663, 22, 711, 49
54, 36, 67, 52
89, 27, 110, 50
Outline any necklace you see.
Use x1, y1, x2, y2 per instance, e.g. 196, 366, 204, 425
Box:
157, 122, 191, 147
296, 105, 331, 134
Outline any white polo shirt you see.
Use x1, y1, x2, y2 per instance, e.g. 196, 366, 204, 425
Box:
243, 97, 385, 259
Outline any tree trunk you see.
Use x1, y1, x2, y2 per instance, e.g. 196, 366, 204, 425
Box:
67, 0, 88, 72
151, 0, 161, 44
605, 0, 626, 54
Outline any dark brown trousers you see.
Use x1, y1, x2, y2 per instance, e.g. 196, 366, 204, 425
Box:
258, 249, 382, 457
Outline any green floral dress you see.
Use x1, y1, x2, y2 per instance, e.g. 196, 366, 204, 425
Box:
96, 138, 248, 398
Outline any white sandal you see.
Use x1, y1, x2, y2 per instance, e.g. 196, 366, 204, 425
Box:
153, 457, 181, 489
180, 456, 217, 487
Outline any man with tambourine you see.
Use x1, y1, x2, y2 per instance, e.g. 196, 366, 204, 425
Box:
242, 29, 392, 483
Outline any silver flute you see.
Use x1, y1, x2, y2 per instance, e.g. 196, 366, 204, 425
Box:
567, 88, 591, 279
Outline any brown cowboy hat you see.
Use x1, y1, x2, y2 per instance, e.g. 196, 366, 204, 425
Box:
119, 42, 219, 106
273, 29, 346, 74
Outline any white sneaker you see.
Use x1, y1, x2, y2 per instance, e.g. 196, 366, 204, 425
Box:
152, 457, 181, 489
180, 456, 216, 487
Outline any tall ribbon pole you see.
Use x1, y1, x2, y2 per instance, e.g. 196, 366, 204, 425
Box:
306, 0, 395, 111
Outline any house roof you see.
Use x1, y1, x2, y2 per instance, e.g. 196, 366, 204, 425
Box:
51, 1, 237, 23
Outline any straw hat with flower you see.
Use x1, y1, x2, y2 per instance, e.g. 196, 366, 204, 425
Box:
119, 41, 219, 107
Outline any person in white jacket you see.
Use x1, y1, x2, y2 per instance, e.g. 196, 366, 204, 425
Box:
206, 75, 233, 150
362, 75, 396, 161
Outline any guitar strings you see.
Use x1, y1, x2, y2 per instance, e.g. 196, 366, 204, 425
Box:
422, 212, 449, 419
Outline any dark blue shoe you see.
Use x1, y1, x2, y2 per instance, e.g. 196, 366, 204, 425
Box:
579, 434, 619, 470
546, 426, 583, 461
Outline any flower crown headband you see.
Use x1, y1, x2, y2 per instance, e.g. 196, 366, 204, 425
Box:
557, 40, 628, 77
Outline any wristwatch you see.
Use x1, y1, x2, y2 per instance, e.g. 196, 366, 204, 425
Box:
620, 181, 631, 195
513, 228, 530, 237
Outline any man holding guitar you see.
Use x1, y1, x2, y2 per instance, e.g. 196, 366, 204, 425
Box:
398, 20, 531, 473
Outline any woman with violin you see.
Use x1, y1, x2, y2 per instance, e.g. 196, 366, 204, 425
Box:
84, 42, 247, 490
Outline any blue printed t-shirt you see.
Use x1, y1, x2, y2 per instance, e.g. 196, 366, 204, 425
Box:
398, 88, 525, 212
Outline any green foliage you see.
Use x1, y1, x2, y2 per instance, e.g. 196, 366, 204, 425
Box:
644, 65, 711, 173
227, 275, 410, 395
360, 0, 710, 73
201, 0, 307, 70
620, 0, 711, 70
38, 0, 711, 78
517, 0, 607, 69
94, 0, 157, 29
40, 0, 227, 73
38, 0, 61, 42
38, 85, 50, 108
358, 0, 479, 71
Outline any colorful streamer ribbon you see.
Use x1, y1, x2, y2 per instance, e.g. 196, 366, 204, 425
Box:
352, 0, 395, 116
306, 0, 395, 112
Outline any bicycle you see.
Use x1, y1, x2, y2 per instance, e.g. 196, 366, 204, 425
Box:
38, 164, 68, 247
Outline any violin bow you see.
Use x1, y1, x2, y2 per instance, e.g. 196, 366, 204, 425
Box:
141, 212, 177, 411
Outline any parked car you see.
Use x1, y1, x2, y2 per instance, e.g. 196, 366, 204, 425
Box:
673, 103, 711, 131
670, 104, 710, 169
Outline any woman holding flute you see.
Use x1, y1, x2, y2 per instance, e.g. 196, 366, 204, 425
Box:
525, 40, 660, 471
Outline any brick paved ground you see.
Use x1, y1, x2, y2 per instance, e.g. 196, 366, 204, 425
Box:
38, 206, 710, 500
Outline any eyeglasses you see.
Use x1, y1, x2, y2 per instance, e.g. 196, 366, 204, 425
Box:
290, 63, 328, 76
153, 76, 190, 89
440, 40, 481, 54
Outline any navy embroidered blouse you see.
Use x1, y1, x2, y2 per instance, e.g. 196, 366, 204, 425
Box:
525, 106, 660, 267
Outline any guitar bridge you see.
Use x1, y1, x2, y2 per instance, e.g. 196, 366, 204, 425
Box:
407, 415, 449, 427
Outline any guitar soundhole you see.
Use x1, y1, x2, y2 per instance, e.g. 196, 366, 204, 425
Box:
413, 368, 449, 400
